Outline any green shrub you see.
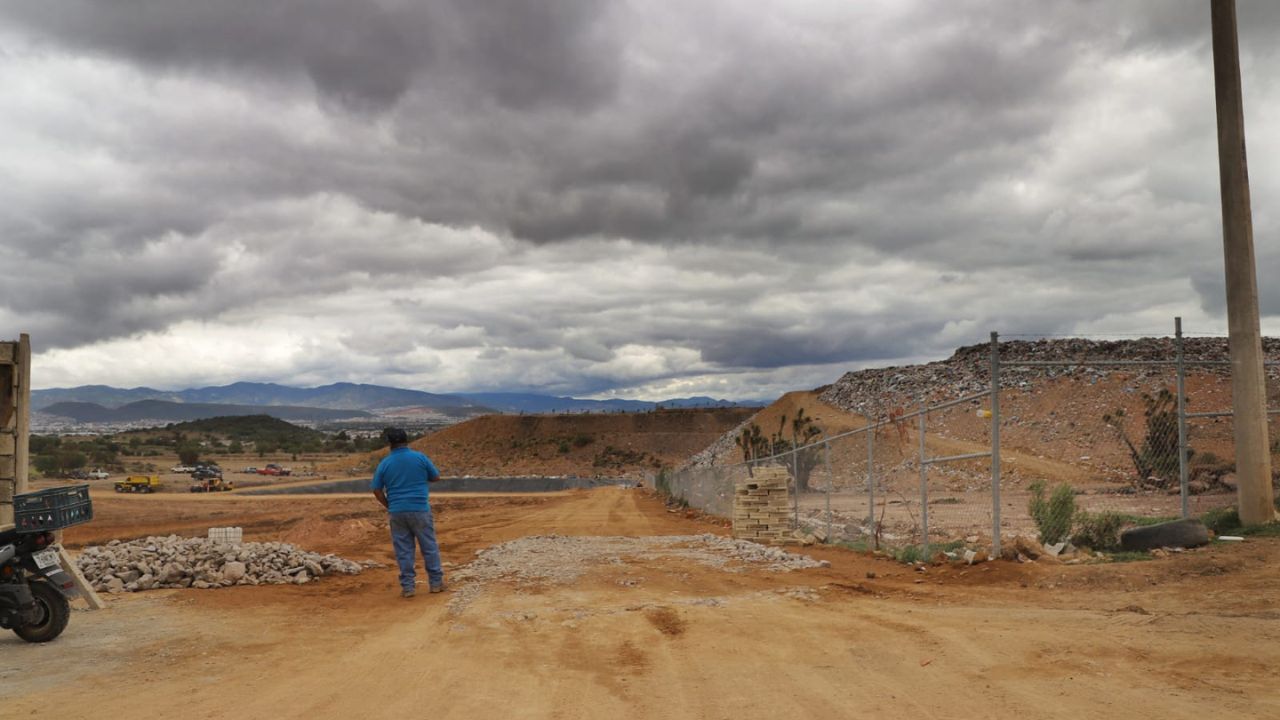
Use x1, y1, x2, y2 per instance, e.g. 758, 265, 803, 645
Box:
1071, 511, 1127, 551
1028, 480, 1076, 544
890, 540, 965, 564
1202, 506, 1242, 535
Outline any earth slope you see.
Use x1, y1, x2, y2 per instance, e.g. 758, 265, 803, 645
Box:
344, 407, 758, 478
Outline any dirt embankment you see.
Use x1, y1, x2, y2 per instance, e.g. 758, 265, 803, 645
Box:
694, 346, 1278, 496
327, 407, 757, 478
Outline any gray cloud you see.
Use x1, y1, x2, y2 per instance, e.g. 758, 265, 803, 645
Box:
1, 0, 620, 111
3, 1, 1280, 398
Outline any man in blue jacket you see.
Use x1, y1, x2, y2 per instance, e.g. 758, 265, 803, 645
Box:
371, 427, 444, 598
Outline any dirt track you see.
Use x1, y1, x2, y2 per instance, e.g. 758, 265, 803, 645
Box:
4, 489, 1279, 718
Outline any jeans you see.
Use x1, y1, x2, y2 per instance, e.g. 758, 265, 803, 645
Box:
388, 510, 444, 590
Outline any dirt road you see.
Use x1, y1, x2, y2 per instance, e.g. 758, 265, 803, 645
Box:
4, 489, 1279, 718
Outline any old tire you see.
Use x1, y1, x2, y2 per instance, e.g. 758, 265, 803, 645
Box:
1120, 519, 1210, 551
13, 581, 71, 643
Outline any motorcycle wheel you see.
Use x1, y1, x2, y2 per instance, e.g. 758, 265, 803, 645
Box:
13, 580, 71, 643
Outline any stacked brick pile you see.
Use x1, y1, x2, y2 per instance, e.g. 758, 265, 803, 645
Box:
732, 467, 792, 544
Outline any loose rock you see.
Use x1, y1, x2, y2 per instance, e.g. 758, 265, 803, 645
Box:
77, 535, 365, 592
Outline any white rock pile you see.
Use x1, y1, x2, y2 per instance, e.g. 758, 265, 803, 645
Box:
456, 533, 826, 587
77, 536, 365, 593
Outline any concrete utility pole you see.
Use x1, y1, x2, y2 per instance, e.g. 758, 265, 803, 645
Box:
1210, 0, 1276, 525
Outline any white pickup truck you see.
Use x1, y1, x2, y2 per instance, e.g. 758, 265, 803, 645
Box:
170, 465, 196, 473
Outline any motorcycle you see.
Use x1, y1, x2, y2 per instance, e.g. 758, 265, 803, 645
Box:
0, 528, 79, 643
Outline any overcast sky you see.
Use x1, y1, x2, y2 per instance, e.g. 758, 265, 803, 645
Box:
3, 1, 1279, 400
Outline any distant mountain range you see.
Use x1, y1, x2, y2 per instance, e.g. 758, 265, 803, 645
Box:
31, 383, 763, 426
31, 382, 482, 412
40, 400, 372, 424
34, 383, 760, 413
454, 393, 754, 413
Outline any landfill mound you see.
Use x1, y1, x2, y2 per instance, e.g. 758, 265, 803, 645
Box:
820, 336, 1280, 416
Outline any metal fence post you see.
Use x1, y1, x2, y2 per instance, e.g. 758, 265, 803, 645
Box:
823, 435, 833, 543
1175, 316, 1190, 519
791, 445, 800, 530
867, 426, 876, 548
990, 331, 1002, 558
710, 465, 722, 517
918, 395, 929, 561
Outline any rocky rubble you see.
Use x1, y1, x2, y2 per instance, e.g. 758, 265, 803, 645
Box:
683, 413, 759, 470
819, 336, 1280, 418
456, 534, 827, 586
77, 536, 367, 593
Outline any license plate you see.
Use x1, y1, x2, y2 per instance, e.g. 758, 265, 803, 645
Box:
32, 549, 59, 570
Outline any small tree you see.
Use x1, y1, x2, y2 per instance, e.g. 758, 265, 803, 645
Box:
776, 408, 823, 492
735, 408, 824, 489
177, 444, 201, 466
735, 424, 769, 475
1103, 389, 1183, 488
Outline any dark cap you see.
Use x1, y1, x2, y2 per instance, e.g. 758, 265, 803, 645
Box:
382, 427, 409, 445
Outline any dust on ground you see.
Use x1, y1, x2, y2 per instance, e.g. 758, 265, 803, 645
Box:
4, 487, 1278, 719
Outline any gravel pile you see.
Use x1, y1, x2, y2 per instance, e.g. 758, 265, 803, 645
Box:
448, 533, 827, 614
77, 536, 366, 593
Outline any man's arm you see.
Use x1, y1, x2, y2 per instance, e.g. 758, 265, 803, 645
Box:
423, 455, 441, 483
371, 461, 388, 508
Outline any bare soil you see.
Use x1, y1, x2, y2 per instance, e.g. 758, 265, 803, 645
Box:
4, 488, 1278, 718
326, 407, 756, 478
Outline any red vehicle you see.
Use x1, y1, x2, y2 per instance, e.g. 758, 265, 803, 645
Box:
256, 464, 292, 477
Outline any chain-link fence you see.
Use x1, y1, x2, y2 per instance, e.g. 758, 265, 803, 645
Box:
653, 318, 1279, 560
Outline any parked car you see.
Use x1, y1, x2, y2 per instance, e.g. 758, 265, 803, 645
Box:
62, 470, 89, 480
170, 465, 196, 473
86, 469, 109, 480
257, 464, 292, 477
241, 467, 259, 474
191, 465, 223, 481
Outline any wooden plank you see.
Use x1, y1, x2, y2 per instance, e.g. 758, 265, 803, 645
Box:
56, 544, 106, 611
14, 334, 29, 495
0, 362, 12, 430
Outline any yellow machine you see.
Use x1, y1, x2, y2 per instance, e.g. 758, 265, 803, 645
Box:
114, 475, 162, 494
189, 476, 235, 493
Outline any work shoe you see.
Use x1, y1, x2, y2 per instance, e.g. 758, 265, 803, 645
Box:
401, 588, 415, 599
429, 583, 446, 594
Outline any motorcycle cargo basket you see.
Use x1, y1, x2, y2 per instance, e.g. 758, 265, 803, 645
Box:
13, 484, 94, 533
